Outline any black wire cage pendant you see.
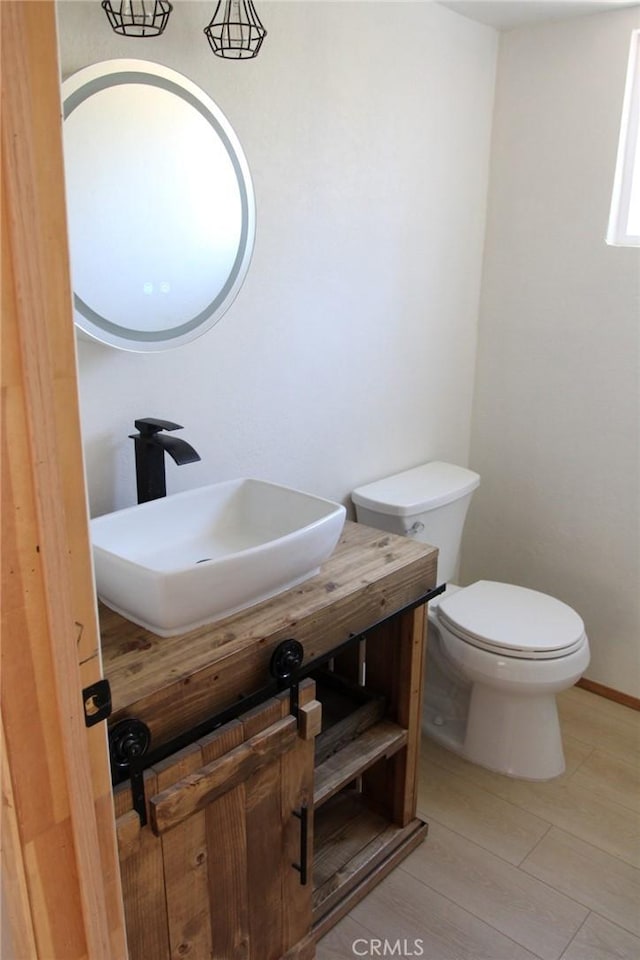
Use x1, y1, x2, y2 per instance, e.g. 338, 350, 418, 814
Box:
204, 1, 267, 60
102, 0, 173, 37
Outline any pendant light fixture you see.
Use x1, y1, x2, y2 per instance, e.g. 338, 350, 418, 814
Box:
101, 0, 173, 37
204, 1, 267, 60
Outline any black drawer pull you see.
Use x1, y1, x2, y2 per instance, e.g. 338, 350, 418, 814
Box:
292, 804, 308, 885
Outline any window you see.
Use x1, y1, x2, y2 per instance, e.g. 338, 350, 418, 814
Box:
607, 29, 640, 247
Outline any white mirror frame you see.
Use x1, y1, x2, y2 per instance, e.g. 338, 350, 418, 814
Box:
62, 60, 256, 351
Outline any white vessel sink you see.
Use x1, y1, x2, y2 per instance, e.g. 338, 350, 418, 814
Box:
91, 479, 346, 637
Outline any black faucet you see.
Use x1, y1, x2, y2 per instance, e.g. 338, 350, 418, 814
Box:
129, 418, 201, 504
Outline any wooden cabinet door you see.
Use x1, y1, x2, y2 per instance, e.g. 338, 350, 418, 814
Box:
114, 681, 320, 960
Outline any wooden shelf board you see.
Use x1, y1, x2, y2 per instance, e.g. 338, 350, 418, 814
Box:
312, 790, 427, 926
313, 790, 389, 891
313, 721, 407, 808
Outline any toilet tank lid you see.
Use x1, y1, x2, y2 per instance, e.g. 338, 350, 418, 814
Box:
351, 461, 480, 516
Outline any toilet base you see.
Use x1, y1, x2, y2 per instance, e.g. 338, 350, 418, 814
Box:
463, 685, 565, 780
423, 684, 565, 780
422, 640, 567, 779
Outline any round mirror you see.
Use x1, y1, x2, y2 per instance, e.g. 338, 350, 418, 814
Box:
62, 60, 255, 351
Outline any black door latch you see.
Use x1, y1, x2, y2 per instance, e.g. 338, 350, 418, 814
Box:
82, 678, 112, 727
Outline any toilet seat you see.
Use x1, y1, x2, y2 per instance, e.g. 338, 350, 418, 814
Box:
437, 580, 586, 660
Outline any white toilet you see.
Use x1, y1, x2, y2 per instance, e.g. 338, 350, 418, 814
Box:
351, 461, 590, 780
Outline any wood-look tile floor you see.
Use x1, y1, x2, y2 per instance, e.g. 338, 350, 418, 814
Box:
316, 686, 640, 960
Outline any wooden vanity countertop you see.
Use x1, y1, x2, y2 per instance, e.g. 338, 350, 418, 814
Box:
100, 521, 438, 748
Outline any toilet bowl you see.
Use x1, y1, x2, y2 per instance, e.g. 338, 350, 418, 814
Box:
428, 581, 589, 778
351, 462, 590, 780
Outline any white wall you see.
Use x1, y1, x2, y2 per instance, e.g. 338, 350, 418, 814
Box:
461, 8, 640, 698
57, 1, 497, 517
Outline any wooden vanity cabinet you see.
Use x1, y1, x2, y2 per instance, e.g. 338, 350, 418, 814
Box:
103, 522, 438, 959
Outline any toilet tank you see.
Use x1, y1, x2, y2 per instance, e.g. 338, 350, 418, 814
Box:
351, 461, 480, 583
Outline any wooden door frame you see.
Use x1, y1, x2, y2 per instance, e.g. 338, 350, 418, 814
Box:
1, 2, 127, 956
